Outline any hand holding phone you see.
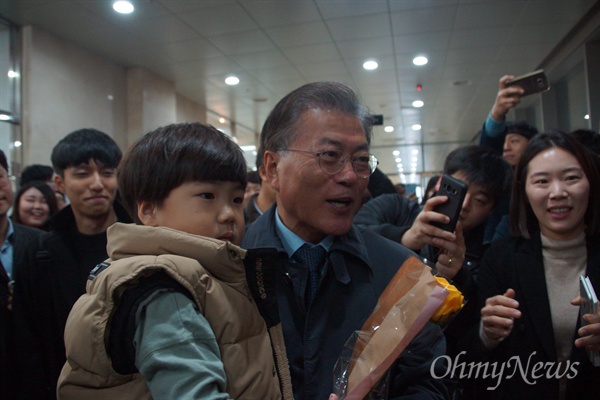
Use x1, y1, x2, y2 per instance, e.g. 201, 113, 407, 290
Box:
431, 175, 468, 233
504, 70, 550, 96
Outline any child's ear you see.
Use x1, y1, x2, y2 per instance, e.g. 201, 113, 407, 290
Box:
137, 201, 158, 226
263, 150, 280, 192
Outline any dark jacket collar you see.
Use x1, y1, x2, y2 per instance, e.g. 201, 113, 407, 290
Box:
48, 199, 132, 234
243, 205, 372, 273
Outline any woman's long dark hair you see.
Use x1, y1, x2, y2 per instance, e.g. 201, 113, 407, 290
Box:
510, 131, 600, 238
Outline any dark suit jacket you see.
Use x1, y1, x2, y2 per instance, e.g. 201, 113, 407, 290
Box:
1, 223, 43, 400
242, 205, 448, 400
463, 232, 600, 399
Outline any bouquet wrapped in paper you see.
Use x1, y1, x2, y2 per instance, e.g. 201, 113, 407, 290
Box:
333, 256, 465, 400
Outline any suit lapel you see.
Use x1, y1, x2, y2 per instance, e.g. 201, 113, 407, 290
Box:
515, 235, 557, 361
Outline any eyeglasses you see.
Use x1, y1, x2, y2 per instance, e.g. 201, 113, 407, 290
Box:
278, 148, 379, 178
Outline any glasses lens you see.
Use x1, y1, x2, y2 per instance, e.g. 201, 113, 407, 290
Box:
353, 154, 378, 177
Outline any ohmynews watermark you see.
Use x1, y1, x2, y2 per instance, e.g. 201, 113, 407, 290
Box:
431, 351, 579, 390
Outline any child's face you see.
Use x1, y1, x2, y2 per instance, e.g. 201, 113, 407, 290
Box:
140, 181, 245, 245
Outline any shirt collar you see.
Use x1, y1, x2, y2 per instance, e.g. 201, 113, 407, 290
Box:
274, 206, 333, 258
3, 218, 14, 247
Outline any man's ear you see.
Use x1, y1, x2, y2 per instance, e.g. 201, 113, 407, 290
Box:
54, 174, 65, 194
137, 200, 158, 226
263, 150, 281, 192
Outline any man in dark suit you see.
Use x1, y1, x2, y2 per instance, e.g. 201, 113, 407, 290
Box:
242, 82, 447, 399
0, 150, 43, 400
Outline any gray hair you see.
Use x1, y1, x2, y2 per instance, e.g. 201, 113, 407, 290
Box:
260, 82, 373, 151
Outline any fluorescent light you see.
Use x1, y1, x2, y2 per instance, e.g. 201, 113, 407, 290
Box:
384, 126, 394, 133
412, 100, 424, 108
363, 60, 378, 70
413, 56, 428, 66
0, 114, 10, 121
412, 124, 422, 131
225, 76, 240, 85
113, 1, 134, 14
240, 145, 256, 152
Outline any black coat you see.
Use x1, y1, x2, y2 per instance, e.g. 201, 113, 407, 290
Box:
462, 233, 600, 399
242, 205, 448, 400
12, 204, 131, 400
0, 223, 42, 400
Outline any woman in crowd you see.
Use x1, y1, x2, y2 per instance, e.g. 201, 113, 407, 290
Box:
11, 180, 58, 230
469, 131, 600, 399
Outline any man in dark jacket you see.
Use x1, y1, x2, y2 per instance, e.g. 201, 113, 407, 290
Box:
12, 129, 132, 400
0, 150, 43, 400
242, 82, 447, 399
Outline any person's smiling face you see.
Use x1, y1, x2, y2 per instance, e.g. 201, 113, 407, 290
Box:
268, 109, 370, 244
525, 147, 589, 241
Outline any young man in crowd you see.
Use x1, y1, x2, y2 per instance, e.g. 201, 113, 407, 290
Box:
242, 81, 447, 399
479, 74, 538, 241
355, 146, 512, 296
12, 128, 131, 400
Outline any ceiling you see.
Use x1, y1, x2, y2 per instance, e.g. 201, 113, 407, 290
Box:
0, 0, 598, 179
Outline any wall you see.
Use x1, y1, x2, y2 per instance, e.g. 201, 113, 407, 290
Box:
21, 26, 207, 167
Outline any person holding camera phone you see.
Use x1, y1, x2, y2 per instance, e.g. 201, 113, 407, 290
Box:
479, 74, 540, 242
356, 146, 512, 289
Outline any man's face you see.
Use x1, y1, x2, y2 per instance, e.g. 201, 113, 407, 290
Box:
452, 171, 495, 234
266, 109, 370, 243
503, 133, 529, 167
0, 166, 14, 219
55, 159, 117, 220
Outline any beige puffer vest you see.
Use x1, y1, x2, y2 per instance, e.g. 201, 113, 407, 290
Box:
58, 223, 292, 400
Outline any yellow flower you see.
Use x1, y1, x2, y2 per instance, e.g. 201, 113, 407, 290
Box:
431, 276, 465, 325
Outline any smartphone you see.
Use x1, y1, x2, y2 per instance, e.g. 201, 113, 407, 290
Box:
505, 70, 550, 96
431, 175, 468, 232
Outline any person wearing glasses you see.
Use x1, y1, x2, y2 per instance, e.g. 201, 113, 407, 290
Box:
242, 82, 447, 399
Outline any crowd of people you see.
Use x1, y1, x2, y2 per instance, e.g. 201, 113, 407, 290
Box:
0, 77, 599, 400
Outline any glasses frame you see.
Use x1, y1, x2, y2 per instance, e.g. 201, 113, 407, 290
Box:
278, 148, 379, 178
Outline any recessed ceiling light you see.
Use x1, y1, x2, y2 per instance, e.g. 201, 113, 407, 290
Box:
584, 114, 590, 120
0, 114, 10, 121
412, 100, 424, 108
113, 1, 134, 14
219, 117, 226, 124
395, 158, 402, 163
413, 56, 428, 66
393, 150, 400, 156
363, 60, 378, 70
411, 149, 419, 154
384, 125, 394, 132
225, 76, 240, 85
7, 70, 18, 78
14, 140, 22, 147
412, 124, 422, 131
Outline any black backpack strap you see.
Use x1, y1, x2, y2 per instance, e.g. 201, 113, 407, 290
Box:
107, 270, 194, 375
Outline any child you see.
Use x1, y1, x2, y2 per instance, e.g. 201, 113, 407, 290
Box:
57, 123, 292, 399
